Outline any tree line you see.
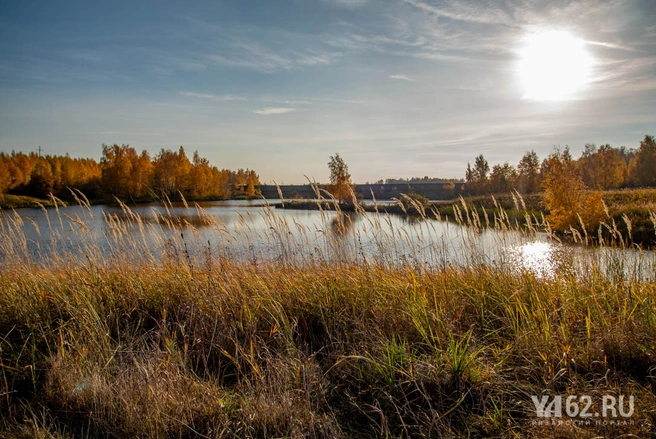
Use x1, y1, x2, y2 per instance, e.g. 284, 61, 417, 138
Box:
465, 135, 656, 231
465, 135, 655, 196
0, 144, 261, 201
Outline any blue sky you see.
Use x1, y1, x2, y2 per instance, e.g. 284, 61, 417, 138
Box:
1, 0, 654, 184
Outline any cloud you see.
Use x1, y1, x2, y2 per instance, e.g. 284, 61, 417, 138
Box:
323, 16, 504, 64
402, 0, 512, 25
389, 74, 416, 82
202, 41, 341, 73
253, 107, 297, 115
587, 40, 636, 52
179, 92, 244, 101
182, 20, 343, 73
261, 95, 367, 105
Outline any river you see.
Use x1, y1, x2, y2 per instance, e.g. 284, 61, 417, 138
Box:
1, 199, 654, 281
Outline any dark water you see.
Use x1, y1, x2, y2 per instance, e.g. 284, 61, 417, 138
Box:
1, 199, 654, 280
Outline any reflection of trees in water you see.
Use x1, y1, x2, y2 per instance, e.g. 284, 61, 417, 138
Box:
107, 211, 215, 228
330, 212, 355, 236
399, 214, 425, 226
325, 212, 359, 262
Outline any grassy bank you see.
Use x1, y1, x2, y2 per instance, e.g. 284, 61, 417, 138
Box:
443, 189, 656, 247
0, 194, 60, 209
1, 201, 655, 437
0, 192, 264, 211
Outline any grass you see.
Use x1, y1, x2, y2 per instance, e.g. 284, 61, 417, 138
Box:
1, 193, 655, 438
431, 189, 656, 248
0, 194, 60, 209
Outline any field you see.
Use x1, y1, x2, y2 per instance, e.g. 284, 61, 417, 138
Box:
1, 198, 655, 438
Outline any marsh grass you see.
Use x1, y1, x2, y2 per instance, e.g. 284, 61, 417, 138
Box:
1, 192, 655, 437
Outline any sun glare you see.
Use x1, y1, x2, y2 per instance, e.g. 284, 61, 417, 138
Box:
517, 30, 593, 101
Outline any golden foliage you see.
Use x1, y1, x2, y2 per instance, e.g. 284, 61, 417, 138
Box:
579, 191, 605, 230
0, 146, 261, 201
542, 149, 604, 231
328, 153, 355, 204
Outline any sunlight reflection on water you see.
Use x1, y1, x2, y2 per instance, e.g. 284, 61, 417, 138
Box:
510, 241, 556, 278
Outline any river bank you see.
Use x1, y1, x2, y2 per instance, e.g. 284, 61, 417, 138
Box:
0, 193, 263, 210
276, 189, 656, 247
1, 207, 655, 437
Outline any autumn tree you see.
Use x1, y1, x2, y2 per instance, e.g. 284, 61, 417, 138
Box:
465, 154, 489, 194
100, 144, 151, 198
232, 169, 247, 192
516, 150, 541, 194
0, 156, 11, 194
14, 153, 36, 188
188, 151, 214, 199
328, 153, 355, 204
542, 148, 603, 231
133, 151, 154, 198
0, 150, 101, 199
153, 147, 192, 198
3, 154, 25, 190
101, 144, 136, 198
595, 144, 626, 189
60, 155, 81, 189
26, 158, 55, 198
629, 135, 656, 187
616, 146, 636, 169
214, 168, 231, 199
245, 170, 260, 197
488, 162, 517, 194
2, 145, 261, 202
442, 181, 456, 194
578, 143, 626, 190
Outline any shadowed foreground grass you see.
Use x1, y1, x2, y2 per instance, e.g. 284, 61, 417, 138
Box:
1, 196, 655, 438
2, 259, 655, 437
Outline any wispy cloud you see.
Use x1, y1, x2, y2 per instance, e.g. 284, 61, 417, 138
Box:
325, 32, 474, 64
261, 96, 313, 105
201, 41, 341, 73
182, 20, 343, 73
587, 40, 636, 52
402, 0, 512, 25
261, 95, 367, 105
253, 107, 297, 115
389, 74, 416, 82
589, 58, 656, 95
179, 92, 244, 101
323, 8, 509, 64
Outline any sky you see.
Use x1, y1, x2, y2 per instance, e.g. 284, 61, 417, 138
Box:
0, 0, 654, 184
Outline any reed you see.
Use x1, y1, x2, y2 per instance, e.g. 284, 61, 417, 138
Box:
0, 194, 655, 438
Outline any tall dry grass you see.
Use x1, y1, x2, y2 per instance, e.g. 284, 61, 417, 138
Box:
1, 192, 655, 438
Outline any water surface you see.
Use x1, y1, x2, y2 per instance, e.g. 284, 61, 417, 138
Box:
1, 199, 653, 281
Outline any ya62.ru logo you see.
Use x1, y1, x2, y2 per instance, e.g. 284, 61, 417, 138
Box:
532, 394, 634, 418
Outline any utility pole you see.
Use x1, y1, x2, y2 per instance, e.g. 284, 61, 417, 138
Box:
37, 145, 42, 157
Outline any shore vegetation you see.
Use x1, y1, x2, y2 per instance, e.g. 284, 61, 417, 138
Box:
1, 193, 655, 438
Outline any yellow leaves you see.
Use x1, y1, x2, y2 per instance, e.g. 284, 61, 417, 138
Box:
579, 191, 605, 230
542, 150, 605, 232
328, 153, 355, 204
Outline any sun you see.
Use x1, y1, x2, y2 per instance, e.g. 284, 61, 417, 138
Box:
517, 30, 594, 101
